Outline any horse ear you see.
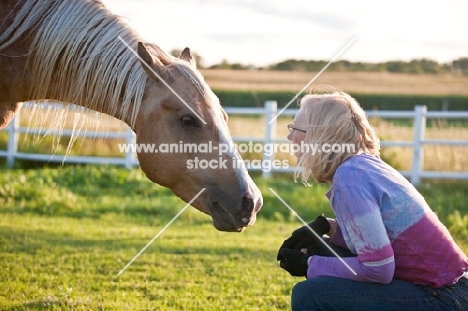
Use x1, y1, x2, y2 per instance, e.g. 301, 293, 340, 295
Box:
137, 42, 165, 81
179, 47, 196, 69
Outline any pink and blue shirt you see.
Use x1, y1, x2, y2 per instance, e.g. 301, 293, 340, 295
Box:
307, 154, 468, 288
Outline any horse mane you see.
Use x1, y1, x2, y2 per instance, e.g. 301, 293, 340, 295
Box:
0, 0, 202, 156
1, 0, 181, 125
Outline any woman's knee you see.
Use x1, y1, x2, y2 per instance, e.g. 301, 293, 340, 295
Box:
291, 280, 320, 311
291, 281, 306, 311
291, 277, 348, 310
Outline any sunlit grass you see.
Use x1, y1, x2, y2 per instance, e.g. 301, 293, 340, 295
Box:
0, 165, 467, 310
0, 68, 466, 310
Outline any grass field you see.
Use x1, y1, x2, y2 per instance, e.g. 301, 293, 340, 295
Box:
1, 165, 468, 310
0, 70, 467, 310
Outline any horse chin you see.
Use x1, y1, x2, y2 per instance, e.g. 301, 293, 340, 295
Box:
209, 202, 257, 232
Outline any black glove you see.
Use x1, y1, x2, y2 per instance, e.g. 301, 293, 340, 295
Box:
307, 237, 357, 258
278, 248, 310, 277
277, 214, 330, 260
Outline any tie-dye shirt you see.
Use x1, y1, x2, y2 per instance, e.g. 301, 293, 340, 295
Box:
307, 154, 468, 288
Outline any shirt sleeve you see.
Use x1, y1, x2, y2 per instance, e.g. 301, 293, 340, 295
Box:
307, 256, 395, 284
317, 180, 395, 283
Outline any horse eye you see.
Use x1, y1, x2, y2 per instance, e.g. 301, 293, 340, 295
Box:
181, 115, 196, 127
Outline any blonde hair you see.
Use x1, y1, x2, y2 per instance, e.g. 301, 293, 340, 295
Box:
295, 90, 380, 184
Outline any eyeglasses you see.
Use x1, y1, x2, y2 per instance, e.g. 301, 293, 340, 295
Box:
287, 123, 307, 133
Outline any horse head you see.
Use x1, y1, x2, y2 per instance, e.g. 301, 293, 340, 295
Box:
133, 42, 263, 232
0, 0, 263, 232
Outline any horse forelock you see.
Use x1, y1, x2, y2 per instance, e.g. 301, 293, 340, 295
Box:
176, 65, 207, 98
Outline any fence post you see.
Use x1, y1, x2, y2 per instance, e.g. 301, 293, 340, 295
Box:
6, 111, 20, 168
124, 126, 135, 169
263, 101, 277, 178
410, 105, 427, 186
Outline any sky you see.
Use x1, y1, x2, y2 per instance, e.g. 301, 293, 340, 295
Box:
102, 0, 468, 68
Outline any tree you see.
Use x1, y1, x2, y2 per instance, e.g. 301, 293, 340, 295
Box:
453, 57, 468, 75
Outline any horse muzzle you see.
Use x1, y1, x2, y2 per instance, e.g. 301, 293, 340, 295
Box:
209, 192, 263, 232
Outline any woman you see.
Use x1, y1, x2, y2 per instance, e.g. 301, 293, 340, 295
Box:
277, 90, 468, 310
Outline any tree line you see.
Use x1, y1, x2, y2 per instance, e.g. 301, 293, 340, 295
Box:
170, 49, 468, 75
210, 57, 468, 75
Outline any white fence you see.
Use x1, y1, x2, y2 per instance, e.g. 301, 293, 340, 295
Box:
1, 102, 468, 186
1, 104, 138, 169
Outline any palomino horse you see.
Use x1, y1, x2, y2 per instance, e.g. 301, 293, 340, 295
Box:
0, 0, 263, 232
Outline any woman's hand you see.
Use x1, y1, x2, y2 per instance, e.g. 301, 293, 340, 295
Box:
278, 248, 311, 277
277, 214, 331, 260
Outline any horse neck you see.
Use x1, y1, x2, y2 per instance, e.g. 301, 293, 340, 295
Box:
16, 0, 149, 128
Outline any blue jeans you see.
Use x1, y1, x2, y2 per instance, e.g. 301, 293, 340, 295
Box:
291, 275, 468, 311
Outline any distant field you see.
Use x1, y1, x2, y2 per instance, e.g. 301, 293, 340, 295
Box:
200, 69, 468, 96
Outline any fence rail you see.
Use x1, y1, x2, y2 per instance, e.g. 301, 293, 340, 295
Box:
1, 105, 138, 169
1, 102, 468, 186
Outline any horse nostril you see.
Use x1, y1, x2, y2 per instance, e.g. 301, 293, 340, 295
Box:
242, 194, 254, 212
238, 194, 256, 226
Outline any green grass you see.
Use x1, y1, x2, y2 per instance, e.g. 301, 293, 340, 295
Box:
0, 165, 467, 310
0, 215, 296, 310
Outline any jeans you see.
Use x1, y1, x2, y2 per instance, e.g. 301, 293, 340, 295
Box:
291, 274, 468, 311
